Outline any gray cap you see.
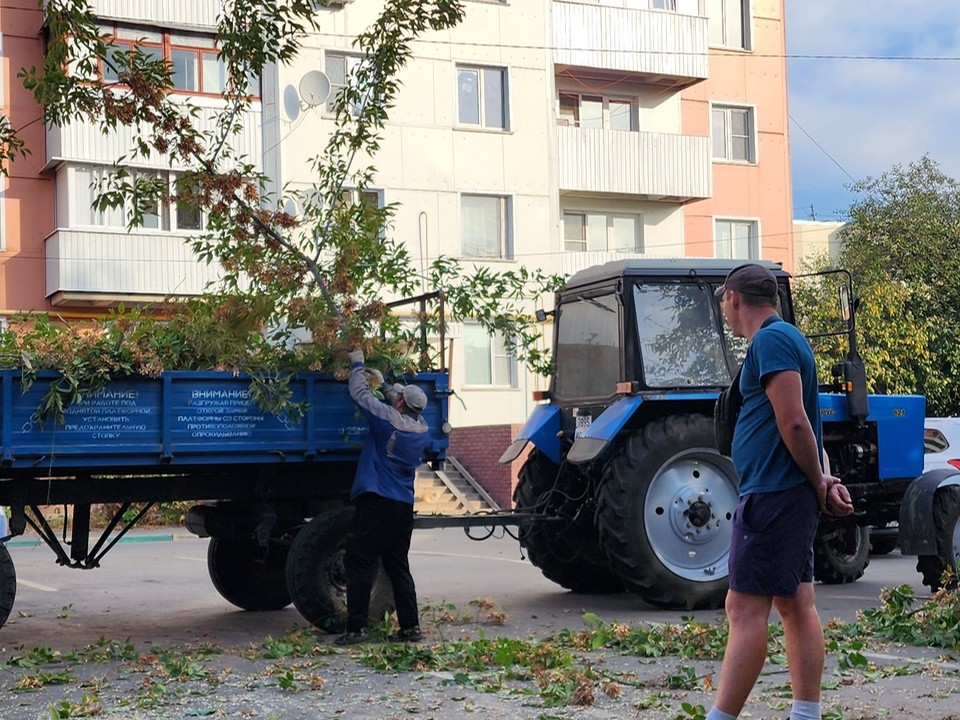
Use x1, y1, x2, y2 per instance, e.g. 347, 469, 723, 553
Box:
714, 263, 778, 299
401, 385, 427, 413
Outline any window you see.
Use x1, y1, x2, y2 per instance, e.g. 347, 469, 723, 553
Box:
708, 0, 751, 50
712, 105, 755, 163
564, 212, 642, 253
461, 194, 510, 259
71, 165, 204, 232
651, 0, 677, 9
99, 24, 255, 97
554, 293, 621, 399
715, 219, 759, 259
457, 65, 507, 129
464, 324, 516, 387
325, 52, 365, 115
558, 93, 636, 131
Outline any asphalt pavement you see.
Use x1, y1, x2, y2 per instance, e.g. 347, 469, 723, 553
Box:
0, 528, 956, 719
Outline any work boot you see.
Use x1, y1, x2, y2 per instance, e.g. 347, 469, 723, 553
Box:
388, 626, 423, 643
334, 630, 369, 646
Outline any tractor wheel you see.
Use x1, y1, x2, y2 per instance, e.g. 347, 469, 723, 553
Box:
286, 507, 394, 633
0, 544, 16, 630
514, 450, 623, 594
813, 525, 870, 584
916, 485, 960, 591
207, 534, 292, 611
596, 414, 739, 610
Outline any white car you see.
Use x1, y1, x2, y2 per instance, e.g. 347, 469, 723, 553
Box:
870, 417, 960, 556
924, 417, 960, 472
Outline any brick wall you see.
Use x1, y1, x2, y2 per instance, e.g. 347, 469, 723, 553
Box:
448, 424, 530, 510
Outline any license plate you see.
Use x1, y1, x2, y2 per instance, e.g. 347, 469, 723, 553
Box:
575, 415, 592, 438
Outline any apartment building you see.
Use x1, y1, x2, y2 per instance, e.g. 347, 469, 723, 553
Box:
0, 0, 793, 431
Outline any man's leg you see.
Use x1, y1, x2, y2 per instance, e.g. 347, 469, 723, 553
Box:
713, 589, 773, 716
343, 496, 387, 633
773, 582, 824, 703
380, 501, 419, 631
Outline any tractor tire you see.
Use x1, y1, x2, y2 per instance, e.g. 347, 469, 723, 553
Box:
286, 507, 394, 633
916, 485, 960, 591
207, 535, 292, 611
514, 450, 623, 594
0, 544, 16, 630
813, 525, 870, 585
596, 414, 739, 610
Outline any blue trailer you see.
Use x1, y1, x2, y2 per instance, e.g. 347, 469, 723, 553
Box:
0, 368, 451, 632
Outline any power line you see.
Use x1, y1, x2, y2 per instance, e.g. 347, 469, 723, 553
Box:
316, 31, 960, 63
789, 114, 857, 184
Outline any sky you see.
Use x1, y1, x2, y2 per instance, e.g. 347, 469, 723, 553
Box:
785, 2, 960, 221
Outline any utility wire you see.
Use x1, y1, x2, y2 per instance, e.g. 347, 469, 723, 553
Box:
788, 113, 857, 184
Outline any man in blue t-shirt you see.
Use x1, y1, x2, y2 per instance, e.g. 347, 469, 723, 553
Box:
335, 349, 431, 646
706, 263, 853, 720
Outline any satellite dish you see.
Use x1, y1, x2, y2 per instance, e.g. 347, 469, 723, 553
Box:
299, 70, 331, 106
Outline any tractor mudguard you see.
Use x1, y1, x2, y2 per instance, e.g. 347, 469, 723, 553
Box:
566, 395, 643, 466
498, 404, 562, 465
898, 468, 960, 556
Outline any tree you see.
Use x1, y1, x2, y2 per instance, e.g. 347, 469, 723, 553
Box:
795, 155, 960, 415
2, 0, 562, 406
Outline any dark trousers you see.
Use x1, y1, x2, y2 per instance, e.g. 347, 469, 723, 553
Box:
344, 492, 418, 633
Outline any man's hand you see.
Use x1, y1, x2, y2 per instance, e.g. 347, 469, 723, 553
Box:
348, 349, 364, 365
824, 482, 854, 517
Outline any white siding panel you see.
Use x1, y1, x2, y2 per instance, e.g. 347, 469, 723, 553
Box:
553, 2, 708, 80
47, 104, 262, 170
92, 0, 220, 30
45, 229, 223, 297
557, 126, 710, 199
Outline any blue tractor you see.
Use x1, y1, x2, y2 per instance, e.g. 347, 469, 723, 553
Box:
501, 259, 956, 609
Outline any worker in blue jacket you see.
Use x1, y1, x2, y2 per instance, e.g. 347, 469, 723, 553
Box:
336, 349, 431, 646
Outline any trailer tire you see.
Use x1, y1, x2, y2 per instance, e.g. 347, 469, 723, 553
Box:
813, 525, 869, 585
916, 485, 960, 591
0, 544, 16, 630
514, 450, 623, 594
597, 414, 738, 610
286, 507, 394, 633
207, 535, 291, 611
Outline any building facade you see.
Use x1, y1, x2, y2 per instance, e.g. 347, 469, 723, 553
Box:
0, 0, 794, 431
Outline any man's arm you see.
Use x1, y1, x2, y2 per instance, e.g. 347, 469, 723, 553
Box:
764, 369, 839, 511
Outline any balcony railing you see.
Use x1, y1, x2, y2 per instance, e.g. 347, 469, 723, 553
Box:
557, 125, 710, 201
553, 1, 709, 83
91, 0, 219, 28
46, 103, 262, 171
45, 229, 224, 306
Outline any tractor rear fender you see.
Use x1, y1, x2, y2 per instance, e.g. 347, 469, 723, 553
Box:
499, 404, 562, 465
898, 468, 960, 556
566, 396, 643, 466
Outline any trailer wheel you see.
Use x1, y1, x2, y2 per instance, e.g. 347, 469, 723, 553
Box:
0, 544, 16, 630
813, 525, 869, 584
286, 507, 394, 633
514, 450, 623, 594
207, 535, 291, 611
916, 485, 960, 591
597, 414, 738, 610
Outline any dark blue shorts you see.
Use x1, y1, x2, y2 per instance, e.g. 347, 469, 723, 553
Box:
728, 482, 819, 598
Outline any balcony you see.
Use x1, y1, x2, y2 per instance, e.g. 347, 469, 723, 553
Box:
553, 1, 708, 86
91, 0, 219, 28
46, 103, 262, 171
557, 125, 710, 201
45, 229, 224, 307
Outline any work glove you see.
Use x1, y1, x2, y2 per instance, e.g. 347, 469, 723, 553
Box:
347, 349, 364, 365
385, 383, 404, 402
363, 368, 384, 387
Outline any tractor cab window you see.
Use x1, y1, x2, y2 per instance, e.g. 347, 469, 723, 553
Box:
633, 283, 730, 388
554, 292, 620, 399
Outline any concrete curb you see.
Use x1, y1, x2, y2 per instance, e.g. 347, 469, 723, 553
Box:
5, 528, 196, 548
